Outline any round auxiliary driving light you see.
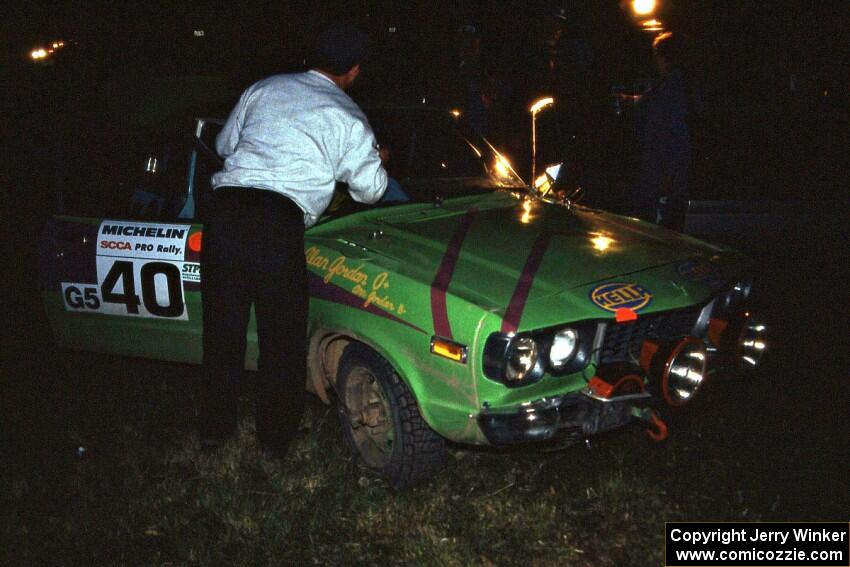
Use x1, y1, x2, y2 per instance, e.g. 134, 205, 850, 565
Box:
736, 315, 767, 371
719, 279, 753, 313
549, 328, 578, 369
732, 278, 753, 299
661, 337, 708, 406
505, 336, 540, 383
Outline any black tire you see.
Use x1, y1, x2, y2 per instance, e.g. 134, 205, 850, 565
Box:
336, 343, 446, 488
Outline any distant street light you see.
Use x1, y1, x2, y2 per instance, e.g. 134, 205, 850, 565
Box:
30, 40, 66, 62
529, 97, 554, 186
632, 0, 656, 16
530, 97, 555, 115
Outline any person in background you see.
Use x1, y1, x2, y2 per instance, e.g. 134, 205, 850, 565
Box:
635, 32, 692, 231
377, 142, 409, 203
200, 23, 388, 457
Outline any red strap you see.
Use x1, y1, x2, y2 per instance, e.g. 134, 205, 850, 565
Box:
646, 410, 669, 442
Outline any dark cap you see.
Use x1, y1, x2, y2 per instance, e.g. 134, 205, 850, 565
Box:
313, 24, 369, 75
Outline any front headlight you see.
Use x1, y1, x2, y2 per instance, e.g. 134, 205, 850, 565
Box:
505, 336, 540, 383
733, 278, 752, 298
720, 278, 753, 313
483, 323, 594, 386
730, 278, 752, 306
549, 328, 578, 369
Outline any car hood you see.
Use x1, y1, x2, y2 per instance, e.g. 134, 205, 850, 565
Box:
311, 192, 734, 313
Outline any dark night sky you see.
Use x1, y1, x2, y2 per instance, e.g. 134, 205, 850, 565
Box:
6, 2, 847, 79
4, 1, 847, 201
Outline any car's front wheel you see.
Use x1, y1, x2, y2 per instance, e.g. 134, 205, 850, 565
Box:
336, 343, 446, 488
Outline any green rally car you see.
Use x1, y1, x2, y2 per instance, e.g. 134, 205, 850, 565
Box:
39, 107, 766, 487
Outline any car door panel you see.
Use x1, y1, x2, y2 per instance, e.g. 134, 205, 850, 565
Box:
40, 213, 207, 363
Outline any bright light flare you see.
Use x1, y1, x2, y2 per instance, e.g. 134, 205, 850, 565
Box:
591, 234, 614, 252
449, 109, 462, 118
31, 48, 48, 60
632, 0, 656, 16
493, 154, 516, 180
534, 174, 549, 188
486, 145, 524, 187
520, 199, 534, 224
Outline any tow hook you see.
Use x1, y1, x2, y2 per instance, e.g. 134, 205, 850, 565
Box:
633, 407, 669, 442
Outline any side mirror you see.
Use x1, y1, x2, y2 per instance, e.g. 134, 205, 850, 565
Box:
533, 162, 564, 197
534, 162, 585, 206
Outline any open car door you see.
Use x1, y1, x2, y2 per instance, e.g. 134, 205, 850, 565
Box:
38, 119, 223, 364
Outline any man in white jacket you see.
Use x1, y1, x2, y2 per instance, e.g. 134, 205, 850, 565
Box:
201, 24, 388, 457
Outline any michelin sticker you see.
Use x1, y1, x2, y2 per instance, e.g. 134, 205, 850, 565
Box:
62, 221, 193, 320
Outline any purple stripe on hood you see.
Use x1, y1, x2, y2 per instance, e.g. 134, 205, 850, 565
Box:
430, 208, 477, 339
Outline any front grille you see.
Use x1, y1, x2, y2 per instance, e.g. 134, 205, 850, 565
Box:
599, 305, 703, 365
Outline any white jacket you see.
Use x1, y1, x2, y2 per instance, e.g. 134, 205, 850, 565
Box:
211, 70, 388, 227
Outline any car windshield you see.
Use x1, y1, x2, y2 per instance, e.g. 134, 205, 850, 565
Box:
366, 107, 525, 199
319, 107, 526, 221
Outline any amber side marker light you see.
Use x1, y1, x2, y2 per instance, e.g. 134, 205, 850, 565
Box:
430, 337, 468, 364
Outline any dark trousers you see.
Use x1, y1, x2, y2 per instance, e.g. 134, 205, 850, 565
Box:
200, 187, 307, 449
657, 195, 689, 232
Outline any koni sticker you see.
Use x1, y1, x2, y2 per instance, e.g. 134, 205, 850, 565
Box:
60, 221, 194, 319
676, 259, 723, 288
590, 282, 653, 313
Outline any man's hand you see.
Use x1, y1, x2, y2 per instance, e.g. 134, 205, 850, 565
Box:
378, 144, 390, 166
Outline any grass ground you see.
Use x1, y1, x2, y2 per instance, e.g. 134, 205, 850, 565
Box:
3, 329, 847, 565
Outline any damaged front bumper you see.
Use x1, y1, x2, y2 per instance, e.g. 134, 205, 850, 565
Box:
477, 388, 655, 447
477, 309, 767, 447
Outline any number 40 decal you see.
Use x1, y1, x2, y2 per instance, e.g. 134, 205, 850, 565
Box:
101, 260, 184, 318
63, 260, 187, 319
